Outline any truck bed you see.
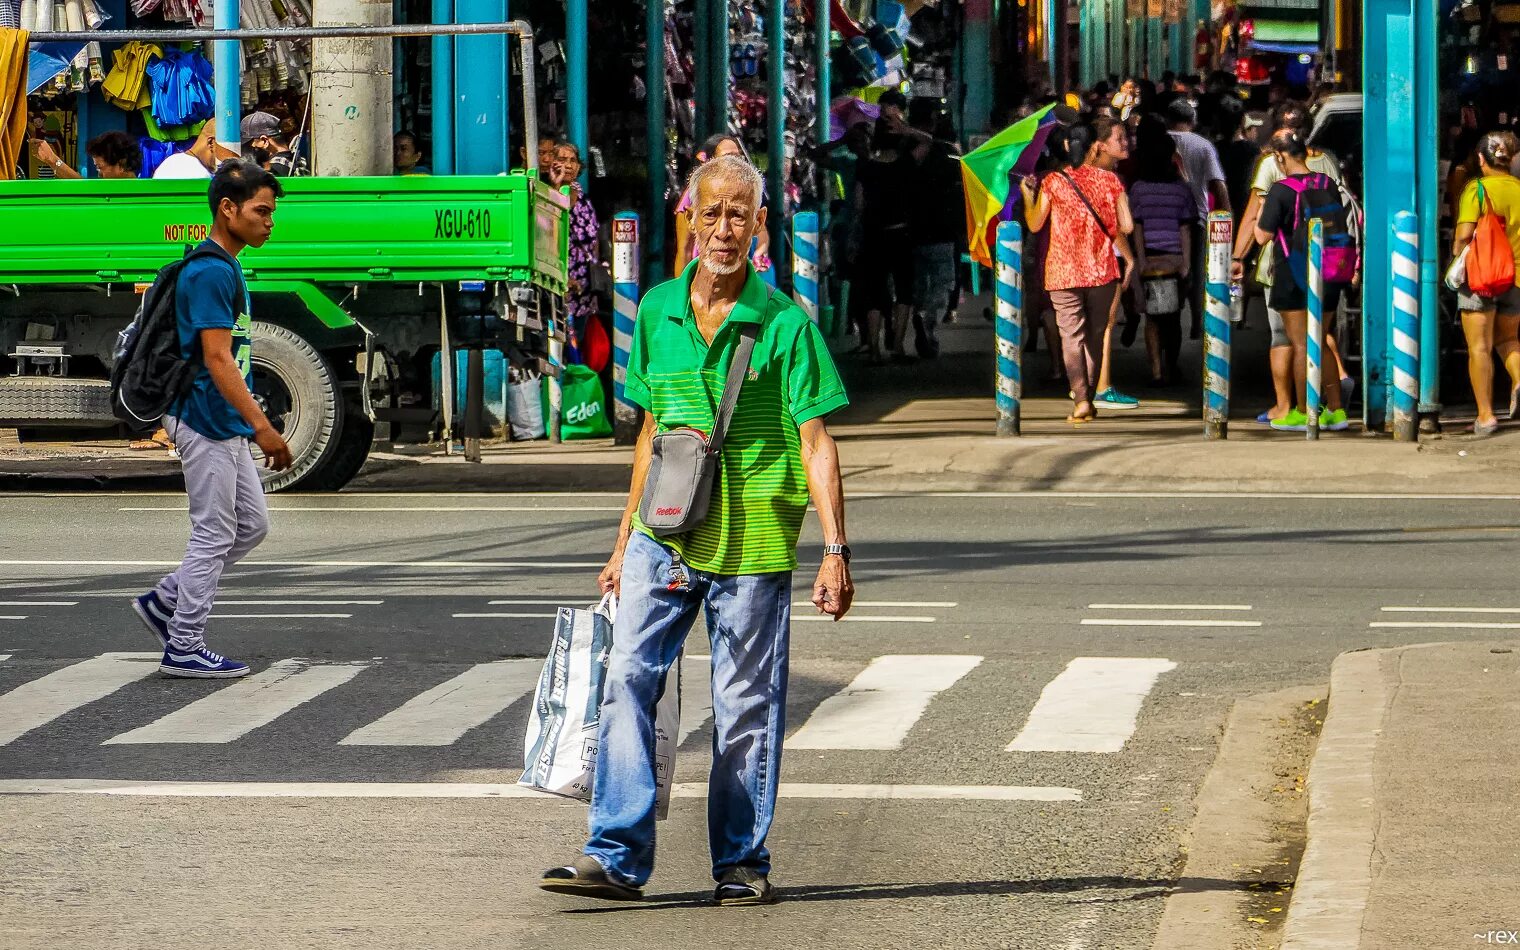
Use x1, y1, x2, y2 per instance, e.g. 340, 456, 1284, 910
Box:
0, 174, 569, 291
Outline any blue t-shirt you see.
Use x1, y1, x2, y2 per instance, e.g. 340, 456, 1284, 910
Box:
175, 241, 254, 440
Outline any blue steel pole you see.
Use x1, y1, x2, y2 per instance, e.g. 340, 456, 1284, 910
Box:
567, 0, 588, 188
1203, 210, 1232, 439
611, 212, 641, 445
766, 0, 786, 281
1415, 0, 1441, 424
693, 0, 711, 141
815, 0, 833, 335
431, 0, 454, 175
1306, 218, 1324, 441
994, 221, 1023, 437
1391, 212, 1421, 443
645, 0, 667, 289
213, 0, 240, 153
792, 211, 820, 323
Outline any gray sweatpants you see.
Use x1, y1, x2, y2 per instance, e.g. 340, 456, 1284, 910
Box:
153, 415, 269, 651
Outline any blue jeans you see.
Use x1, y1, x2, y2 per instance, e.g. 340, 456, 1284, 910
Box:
584, 531, 792, 887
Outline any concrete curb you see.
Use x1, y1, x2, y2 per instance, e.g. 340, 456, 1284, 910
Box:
1279, 649, 1389, 949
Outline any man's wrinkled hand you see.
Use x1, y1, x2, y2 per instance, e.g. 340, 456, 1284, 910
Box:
811, 556, 854, 621
598, 550, 625, 597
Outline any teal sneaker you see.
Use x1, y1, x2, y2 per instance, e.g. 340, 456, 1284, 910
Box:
1320, 408, 1350, 432
1093, 388, 1140, 410
1271, 408, 1308, 432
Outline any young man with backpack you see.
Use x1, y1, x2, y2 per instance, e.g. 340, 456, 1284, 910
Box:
129, 162, 292, 678
1248, 129, 1359, 432
1453, 131, 1520, 436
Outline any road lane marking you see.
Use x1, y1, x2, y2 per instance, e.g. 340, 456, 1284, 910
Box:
217, 600, 383, 606
340, 660, 541, 746
677, 655, 713, 747
1008, 657, 1177, 753
786, 655, 983, 750
0, 601, 78, 607
210, 613, 354, 620
103, 660, 369, 745
0, 616, 25, 621
1080, 619, 1262, 628
0, 655, 10, 662
1380, 606, 1520, 614
0, 779, 1081, 802
791, 601, 958, 608
453, 612, 559, 619
1369, 621, 1520, 629
117, 506, 624, 513
488, 599, 595, 606
0, 560, 605, 570
1087, 603, 1252, 611
792, 615, 936, 623
0, 653, 160, 745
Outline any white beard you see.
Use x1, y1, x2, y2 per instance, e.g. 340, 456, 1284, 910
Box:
700, 252, 744, 276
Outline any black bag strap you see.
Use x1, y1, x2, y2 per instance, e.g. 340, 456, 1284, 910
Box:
1058, 170, 1113, 240
708, 322, 759, 453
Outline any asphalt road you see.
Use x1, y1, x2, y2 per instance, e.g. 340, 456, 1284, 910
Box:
2, 489, 1518, 950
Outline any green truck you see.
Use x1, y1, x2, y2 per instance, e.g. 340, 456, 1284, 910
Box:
0, 172, 570, 491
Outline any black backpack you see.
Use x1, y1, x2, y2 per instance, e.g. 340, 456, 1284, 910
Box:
109, 244, 230, 429
1277, 173, 1362, 290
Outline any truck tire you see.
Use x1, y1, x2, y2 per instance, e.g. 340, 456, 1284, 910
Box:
297, 393, 374, 491
250, 322, 342, 493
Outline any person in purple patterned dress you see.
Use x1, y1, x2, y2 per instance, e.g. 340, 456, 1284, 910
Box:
552, 142, 601, 331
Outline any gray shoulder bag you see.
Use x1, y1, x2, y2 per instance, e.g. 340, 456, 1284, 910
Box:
639, 322, 759, 537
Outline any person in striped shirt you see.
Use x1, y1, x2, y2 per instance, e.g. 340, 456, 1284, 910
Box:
540, 154, 854, 907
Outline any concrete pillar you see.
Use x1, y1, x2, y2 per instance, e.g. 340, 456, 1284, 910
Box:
311, 0, 394, 176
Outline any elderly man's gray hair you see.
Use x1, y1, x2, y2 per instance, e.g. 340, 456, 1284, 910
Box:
687, 154, 764, 209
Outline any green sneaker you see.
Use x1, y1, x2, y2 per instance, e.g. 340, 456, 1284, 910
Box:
1320, 408, 1350, 432
1271, 408, 1308, 432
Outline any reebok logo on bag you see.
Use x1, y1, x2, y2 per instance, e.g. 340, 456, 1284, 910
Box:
109, 244, 229, 428
1278, 173, 1361, 290
1468, 181, 1517, 299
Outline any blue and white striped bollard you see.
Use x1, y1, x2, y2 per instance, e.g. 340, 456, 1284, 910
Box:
1390, 211, 1421, 443
994, 220, 1022, 437
1305, 218, 1324, 441
611, 212, 641, 445
793, 211, 820, 324
1203, 211, 1233, 439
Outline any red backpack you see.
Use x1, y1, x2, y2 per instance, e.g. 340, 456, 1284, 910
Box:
1467, 181, 1517, 298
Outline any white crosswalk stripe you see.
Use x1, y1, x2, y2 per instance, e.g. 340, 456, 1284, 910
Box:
0, 652, 1188, 759
785, 655, 983, 750
1007, 657, 1176, 753
339, 660, 541, 746
103, 659, 370, 745
0, 652, 160, 745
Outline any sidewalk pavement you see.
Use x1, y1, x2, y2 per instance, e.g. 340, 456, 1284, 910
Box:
1283, 642, 1520, 950
4, 300, 1520, 493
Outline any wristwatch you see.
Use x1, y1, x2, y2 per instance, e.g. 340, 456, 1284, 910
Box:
823, 543, 852, 564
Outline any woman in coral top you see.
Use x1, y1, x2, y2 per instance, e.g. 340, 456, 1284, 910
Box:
1020, 118, 1137, 423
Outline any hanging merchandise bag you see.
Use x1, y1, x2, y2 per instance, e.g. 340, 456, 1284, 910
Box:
507, 370, 546, 441
1467, 182, 1517, 299
519, 594, 679, 820
542, 364, 613, 439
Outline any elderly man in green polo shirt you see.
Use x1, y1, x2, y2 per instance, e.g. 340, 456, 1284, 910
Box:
540, 155, 854, 906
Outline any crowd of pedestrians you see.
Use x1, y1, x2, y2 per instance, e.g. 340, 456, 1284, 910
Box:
1007, 72, 1365, 431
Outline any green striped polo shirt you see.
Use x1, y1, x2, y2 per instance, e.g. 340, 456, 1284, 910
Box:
624, 262, 849, 575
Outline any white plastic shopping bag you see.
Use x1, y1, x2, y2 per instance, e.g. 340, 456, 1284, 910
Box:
507, 373, 546, 441
519, 593, 679, 819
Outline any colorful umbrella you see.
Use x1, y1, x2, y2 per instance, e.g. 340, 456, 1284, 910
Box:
959, 104, 1059, 268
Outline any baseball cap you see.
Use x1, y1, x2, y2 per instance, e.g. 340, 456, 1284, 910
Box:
240, 112, 282, 143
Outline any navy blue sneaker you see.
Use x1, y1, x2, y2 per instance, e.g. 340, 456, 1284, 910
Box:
159, 646, 250, 679
132, 591, 173, 650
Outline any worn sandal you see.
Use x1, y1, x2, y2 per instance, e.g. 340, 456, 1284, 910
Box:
713, 867, 777, 906
539, 856, 643, 901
